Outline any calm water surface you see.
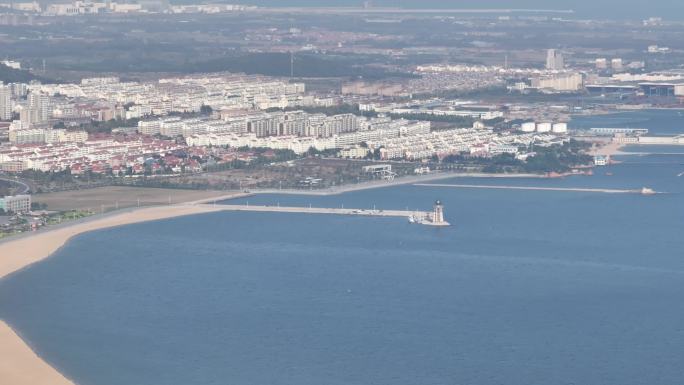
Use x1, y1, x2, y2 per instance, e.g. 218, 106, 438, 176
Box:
1, 113, 683, 385
570, 109, 684, 135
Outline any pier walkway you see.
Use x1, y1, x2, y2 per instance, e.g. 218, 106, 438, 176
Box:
187, 203, 449, 226
415, 183, 648, 194
194, 203, 428, 219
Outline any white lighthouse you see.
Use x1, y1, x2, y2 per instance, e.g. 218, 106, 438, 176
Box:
432, 200, 444, 224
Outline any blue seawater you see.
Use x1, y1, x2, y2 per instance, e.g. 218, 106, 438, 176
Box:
1, 138, 684, 385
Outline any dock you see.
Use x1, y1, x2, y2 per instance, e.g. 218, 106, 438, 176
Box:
190, 203, 450, 226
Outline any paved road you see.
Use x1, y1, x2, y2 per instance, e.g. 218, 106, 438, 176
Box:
0, 176, 31, 195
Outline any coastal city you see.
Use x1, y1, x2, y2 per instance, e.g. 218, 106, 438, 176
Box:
4, 1, 684, 234
1, 2, 684, 385
2, 49, 680, 226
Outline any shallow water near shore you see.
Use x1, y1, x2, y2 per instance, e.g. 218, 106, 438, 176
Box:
570, 109, 684, 135
1, 145, 684, 385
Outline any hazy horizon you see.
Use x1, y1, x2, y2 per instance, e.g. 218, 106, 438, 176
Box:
233, 0, 684, 20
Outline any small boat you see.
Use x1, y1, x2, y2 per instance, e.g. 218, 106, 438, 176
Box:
605, 172, 614, 176
641, 187, 656, 195
408, 215, 416, 224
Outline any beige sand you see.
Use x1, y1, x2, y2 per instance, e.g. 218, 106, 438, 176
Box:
589, 141, 626, 156
0, 205, 223, 281
0, 204, 226, 385
0, 321, 75, 385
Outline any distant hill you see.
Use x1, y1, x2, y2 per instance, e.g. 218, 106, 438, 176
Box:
0, 63, 45, 83
191, 52, 415, 79
56, 51, 415, 80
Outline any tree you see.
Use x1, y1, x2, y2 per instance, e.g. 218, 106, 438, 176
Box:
368, 147, 384, 160
200, 105, 213, 115
30, 202, 46, 211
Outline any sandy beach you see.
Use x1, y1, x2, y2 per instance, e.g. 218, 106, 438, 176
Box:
589, 141, 626, 156
0, 203, 231, 385
0, 204, 228, 281
0, 321, 75, 385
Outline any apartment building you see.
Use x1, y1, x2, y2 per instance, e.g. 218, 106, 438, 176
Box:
0, 195, 31, 213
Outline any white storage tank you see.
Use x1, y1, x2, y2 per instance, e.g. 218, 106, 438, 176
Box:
552, 122, 568, 134
536, 122, 552, 133
520, 122, 536, 132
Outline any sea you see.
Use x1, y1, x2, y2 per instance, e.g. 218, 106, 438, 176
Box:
245, 0, 684, 20
0, 109, 683, 385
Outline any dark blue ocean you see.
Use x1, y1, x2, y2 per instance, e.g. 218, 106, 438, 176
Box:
0, 110, 683, 385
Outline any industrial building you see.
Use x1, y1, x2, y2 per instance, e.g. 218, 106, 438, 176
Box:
518, 122, 568, 134
639, 83, 684, 97
585, 84, 638, 94
531, 73, 583, 92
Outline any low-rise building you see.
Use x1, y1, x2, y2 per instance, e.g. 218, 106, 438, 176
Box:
0, 194, 31, 213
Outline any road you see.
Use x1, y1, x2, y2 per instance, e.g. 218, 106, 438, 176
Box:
0, 176, 31, 195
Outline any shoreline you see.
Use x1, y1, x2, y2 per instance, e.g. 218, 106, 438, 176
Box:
0, 171, 543, 246
0, 321, 74, 385
0, 170, 559, 384
0, 169, 573, 275
245, 171, 546, 197
0, 204, 236, 385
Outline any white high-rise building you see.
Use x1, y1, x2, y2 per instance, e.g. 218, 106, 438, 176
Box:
11, 83, 28, 98
611, 58, 624, 71
27, 91, 51, 124
0, 85, 12, 121
596, 58, 608, 70
546, 49, 564, 70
